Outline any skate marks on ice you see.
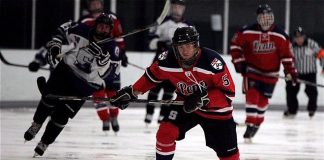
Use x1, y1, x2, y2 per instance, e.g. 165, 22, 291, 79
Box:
1, 108, 323, 160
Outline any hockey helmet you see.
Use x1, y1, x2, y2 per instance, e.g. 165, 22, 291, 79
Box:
93, 13, 114, 39
256, 4, 274, 31
95, 13, 114, 28
171, 0, 186, 5
172, 26, 200, 68
293, 26, 306, 37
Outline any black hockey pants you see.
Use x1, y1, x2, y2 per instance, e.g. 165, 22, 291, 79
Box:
285, 73, 318, 114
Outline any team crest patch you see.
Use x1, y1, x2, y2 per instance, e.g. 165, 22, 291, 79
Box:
158, 51, 168, 60
211, 58, 223, 70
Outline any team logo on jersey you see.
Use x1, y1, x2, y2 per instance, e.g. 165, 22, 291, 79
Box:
253, 41, 276, 53
158, 51, 168, 60
211, 58, 223, 70
177, 81, 207, 95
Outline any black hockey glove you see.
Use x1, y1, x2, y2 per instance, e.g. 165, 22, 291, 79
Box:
28, 61, 40, 72
110, 85, 138, 110
183, 85, 210, 113
233, 61, 246, 74
46, 38, 62, 67
120, 50, 128, 67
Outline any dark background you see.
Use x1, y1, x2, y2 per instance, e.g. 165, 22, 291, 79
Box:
1, 0, 323, 53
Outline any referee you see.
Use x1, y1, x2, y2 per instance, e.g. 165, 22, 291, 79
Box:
284, 26, 324, 118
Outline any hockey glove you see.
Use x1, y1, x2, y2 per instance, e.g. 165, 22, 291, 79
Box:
46, 38, 62, 67
233, 61, 246, 74
285, 69, 298, 85
110, 85, 138, 110
183, 85, 210, 113
28, 61, 40, 72
88, 42, 103, 57
120, 50, 128, 67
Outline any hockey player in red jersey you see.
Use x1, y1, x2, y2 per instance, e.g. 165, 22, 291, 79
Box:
230, 4, 297, 143
110, 26, 240, 160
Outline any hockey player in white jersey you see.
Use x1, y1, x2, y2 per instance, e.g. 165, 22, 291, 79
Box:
23, 13, 121, 157
145, 0, 192, 124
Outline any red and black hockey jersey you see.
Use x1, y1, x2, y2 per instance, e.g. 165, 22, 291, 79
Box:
133, 47, 235, 120
230, 23, 296, 84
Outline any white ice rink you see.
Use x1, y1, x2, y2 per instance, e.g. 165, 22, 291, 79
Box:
1, 107, 323, 160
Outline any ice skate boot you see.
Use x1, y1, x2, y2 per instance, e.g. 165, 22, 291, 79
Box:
111, 118, 120, 132
283, 110, 296, 119
309, 111, 315, 118
243, 124, 259, 143
33, 141, 48, 157
102, 120, 110, 131
144, 114, 153, 124
24, 122, 42, 142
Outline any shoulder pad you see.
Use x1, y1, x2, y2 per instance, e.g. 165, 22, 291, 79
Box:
198, 47, 226, 73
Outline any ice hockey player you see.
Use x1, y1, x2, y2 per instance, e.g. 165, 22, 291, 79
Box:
110, 26, 240, 160
230, 4, 297, 143
24, 13, 121, 156
144, 0, 191, 124
79, 0, 127, 132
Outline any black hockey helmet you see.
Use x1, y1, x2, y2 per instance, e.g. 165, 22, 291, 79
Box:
172, 26, 199, 46
171, 0, 186, 5
172, 26, 200, 68
256, 4, 273, 15
293, 26, 306, 37
95, 13, 114, 28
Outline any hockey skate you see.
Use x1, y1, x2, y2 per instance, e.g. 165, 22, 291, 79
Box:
309, 111, 315, 118
110, 118, 120, 133
144, 114, 153, 125
24, 122, 42, 142
102, 120, 110, 131
283, 110, 296, 119
33, 141, 48, 157
243, 124, 259, 143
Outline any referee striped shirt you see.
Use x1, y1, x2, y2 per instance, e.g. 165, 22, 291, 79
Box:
292, 38, 322, 74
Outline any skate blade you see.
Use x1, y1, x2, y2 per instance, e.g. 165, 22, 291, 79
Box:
114, 132, 118, 136
33, 152, 40, 158
244, 138, 253, 144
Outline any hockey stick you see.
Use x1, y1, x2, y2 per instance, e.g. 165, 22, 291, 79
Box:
96, 0, 170, 45
0, 51, 50, 71
46, 94, 184, 105
128, 62, 146, 70
278, 75, 324, 88
57, 0, 170, 59
36, 76, 183, 106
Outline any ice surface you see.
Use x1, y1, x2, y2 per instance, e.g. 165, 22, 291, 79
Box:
1, 107, 323, 160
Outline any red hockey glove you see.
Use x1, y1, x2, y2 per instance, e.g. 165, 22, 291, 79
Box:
110, 86, 138, 110
183, 85, 210, 113
285, 69, 298, 85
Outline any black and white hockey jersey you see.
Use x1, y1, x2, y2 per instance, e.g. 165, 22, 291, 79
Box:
55, 22, 121, 88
